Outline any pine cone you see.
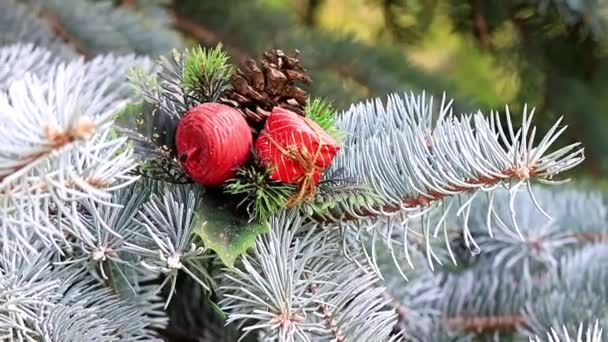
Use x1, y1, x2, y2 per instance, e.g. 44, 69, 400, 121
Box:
221, 49, 312, 129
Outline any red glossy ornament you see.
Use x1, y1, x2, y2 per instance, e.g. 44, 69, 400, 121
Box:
255, 107, 339, 185
176, 103, 252, 186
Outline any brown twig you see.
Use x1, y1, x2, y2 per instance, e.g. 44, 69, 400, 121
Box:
37, 9, 92, 59
384, 292, 524, 333
386, 290, 520, 334
309, 283, 345, 341
385, 289, 523, 333
520, 232, 608, 251
317, 165, 536, 223
445, 314, 524, 333
383, 290, 410, 331
118, 0, 137, 9
169, 11, 249, 64
472, 0, 491, 50
572, 232, 608, 243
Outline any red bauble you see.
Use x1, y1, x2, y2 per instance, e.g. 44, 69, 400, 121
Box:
176, 103, 252, 186
255, 107, 340, 185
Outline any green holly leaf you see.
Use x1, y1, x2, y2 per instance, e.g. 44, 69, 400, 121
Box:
193, 197, 270, 267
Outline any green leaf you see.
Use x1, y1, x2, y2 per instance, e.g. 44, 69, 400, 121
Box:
193, 197, 270, 267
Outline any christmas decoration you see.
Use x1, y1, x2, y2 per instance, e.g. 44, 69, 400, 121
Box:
255, 107, 340, 206
176, 103, 252, 186
224, 157, 297, 222
221, 49, 311, 128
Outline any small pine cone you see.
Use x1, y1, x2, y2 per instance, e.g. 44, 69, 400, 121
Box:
221, 49, 312, 130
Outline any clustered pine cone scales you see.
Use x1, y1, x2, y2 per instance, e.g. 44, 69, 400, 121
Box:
221, 49, 312, 130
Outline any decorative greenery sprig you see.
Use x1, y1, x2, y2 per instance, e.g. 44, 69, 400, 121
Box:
225, 156, 382, 222
305, 97, 343, 140
224, 160, 295, 222
182, 44, 234, 103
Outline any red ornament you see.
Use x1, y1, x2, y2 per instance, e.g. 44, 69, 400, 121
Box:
255, 107, 340, 186
176, 103, 252, 186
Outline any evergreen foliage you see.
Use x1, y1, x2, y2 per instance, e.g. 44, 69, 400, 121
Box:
304, 98, 341, 140
182, 44, 234, 103
224, 161, 296, 222
0, 1, 606, 342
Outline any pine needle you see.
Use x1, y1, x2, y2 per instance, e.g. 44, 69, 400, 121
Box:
182, 44, 234, 102
224, 163, 295, 222
305, 98, 343, 140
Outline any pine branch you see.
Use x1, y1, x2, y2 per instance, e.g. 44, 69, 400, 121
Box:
122, 45, 235, 183
572, 232, 608, 243
316, 92, 584, 272
373, 184, 608, 338
168, 11, 248, 62
326, 92, 583, 224
338, 188, 608, 339
377, 246, 443, 340
0, 0, 72, 56
125, 184, 215, 307
378, 189, 607, 335
521, 244, 608, 339
450, 186, 608, 275
0, 43, 153, 253
308, 283, 346, 342
0, 244, 164, 341
219, 211, 399, 341
0, 44, 57, 89
28, 0, 132, 55
23, 0, 182, 57
58, 182, 151, 284
306, 175, 383, 220
530, 322, 604, 342
105, 5, 183, 56
0, 58, 146, 249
